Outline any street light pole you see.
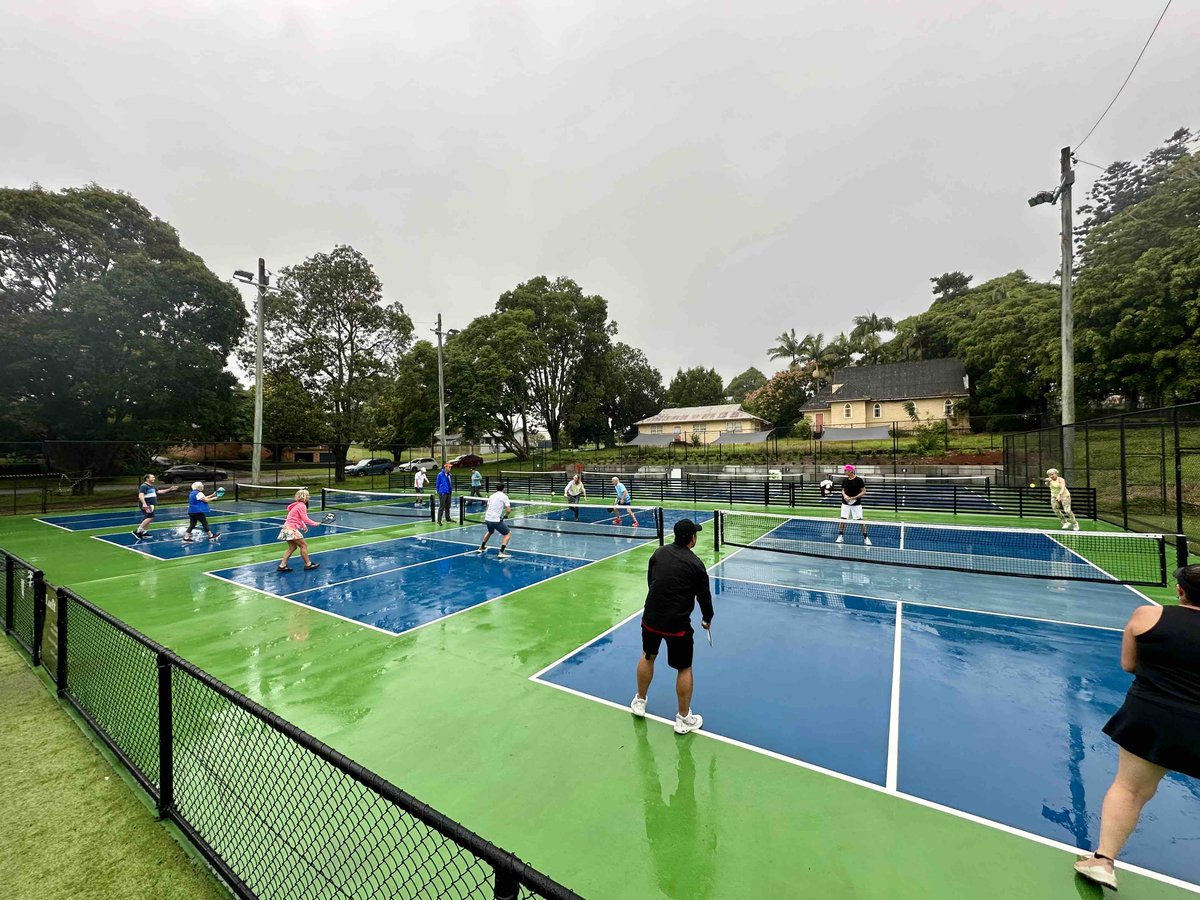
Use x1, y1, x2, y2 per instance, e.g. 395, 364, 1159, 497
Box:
1058, 147, 1076, 481
252, 259, 268, 487
434, 313, 447, 465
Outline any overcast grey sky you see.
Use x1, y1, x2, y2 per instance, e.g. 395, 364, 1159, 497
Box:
2, 1, 1196, 385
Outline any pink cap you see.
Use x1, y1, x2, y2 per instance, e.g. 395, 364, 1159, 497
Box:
843, 465, 856, 473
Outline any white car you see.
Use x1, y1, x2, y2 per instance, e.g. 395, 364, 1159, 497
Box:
396, 457, 437, 472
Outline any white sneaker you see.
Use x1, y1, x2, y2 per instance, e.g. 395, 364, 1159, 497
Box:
1073, 523, 1080, 532
864, 537, 872, 546
497, 551, 511, 560
674, 711, 703, 734
835, 534, 844, 544
1061, 522, 1072, 530
631, 695, 646, 717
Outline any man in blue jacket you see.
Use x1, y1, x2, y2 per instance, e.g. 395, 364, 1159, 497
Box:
435, 462, 454, 525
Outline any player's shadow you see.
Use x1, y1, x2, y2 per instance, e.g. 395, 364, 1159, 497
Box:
633, 718, 718, 899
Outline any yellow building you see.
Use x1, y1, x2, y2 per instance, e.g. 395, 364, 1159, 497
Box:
632, 404, 770, 445
801, 359, 969, 433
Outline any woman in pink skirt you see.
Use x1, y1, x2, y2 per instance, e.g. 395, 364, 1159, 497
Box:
278, 488, 321, 573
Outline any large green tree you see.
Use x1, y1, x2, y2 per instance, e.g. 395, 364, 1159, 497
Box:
743, 367, 812, 427
726, 367, 767, 404
1074, 150, 1200, 408
492, 276, 615, 446
448, 313, 537, 459
883, 271, 1060, 418
262, 370, 331, 456
565, 342, 665, 445
256, 245, 412, 480
665, 367, 725, 408
0, 184, 246, 470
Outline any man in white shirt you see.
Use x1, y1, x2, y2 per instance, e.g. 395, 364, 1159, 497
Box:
564, 473, 587, 520
414, 467, 428, 507
478, 483, 513, 559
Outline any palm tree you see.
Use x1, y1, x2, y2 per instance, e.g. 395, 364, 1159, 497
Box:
850, 312, 897, 342
767, 328, 803, 367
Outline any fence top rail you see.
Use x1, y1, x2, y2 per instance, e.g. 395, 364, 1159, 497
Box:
52, 584, 580, 899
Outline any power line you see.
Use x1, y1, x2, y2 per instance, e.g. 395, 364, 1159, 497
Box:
1075, 0, 1174, 153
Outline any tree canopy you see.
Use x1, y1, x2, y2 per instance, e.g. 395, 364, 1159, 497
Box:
0, 184, 246, 468
726, 367, 767, 404
665, 367, 725, 408
255, 245, 413, 478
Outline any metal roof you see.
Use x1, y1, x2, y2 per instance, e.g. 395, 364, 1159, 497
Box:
635, 404, 768, 426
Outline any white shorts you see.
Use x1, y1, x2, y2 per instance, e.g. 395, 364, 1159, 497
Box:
840, 503, 864, 521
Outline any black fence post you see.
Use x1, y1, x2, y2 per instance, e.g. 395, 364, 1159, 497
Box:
1018, 490, 1024, 518
493, 865, 519, 900
55, 587, 68, 696
4, 553, 12, 635
157, 653, 175, 818
1175, 407, 1185, 538
1120, 415, 1129, 531
31, 571, 45, 667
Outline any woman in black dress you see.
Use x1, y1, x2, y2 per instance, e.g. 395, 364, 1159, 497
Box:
1075, 564, 1200, 891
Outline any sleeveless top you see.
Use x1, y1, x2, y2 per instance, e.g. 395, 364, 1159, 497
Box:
1130, 605, 1200, 707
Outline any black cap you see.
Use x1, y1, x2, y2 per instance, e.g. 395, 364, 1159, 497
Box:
673, 519, 703, 543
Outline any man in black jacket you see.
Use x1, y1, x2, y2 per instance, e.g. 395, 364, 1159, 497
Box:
632, 519, 713, 734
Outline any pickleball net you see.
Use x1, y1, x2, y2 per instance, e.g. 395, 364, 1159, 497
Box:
460, 497, 664, 545
322, 488, 435, 522
234, 483, 307, 506
715, 509, 1181, 585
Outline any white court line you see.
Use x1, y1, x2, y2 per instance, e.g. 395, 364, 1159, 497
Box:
529, 672, 1200, 894
203, 571, 399, 636
885, 602, 903, 791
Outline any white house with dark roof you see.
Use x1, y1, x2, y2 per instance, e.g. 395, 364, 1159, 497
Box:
631, 404, 770, 445
801, 359, 970, 432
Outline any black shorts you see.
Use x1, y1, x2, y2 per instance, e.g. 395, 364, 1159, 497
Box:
642, 625, 693, 670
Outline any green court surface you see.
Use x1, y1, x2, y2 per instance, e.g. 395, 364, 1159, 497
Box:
0, 499, 1192, 900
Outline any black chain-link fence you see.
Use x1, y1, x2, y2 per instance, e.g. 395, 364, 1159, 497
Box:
1, 551, 580, 900
491, 472, 1096, 520
3, 552, 44, 661
1004, 402, 1200, 554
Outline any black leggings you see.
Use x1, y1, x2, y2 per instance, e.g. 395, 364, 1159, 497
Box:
187, 513, 212, 535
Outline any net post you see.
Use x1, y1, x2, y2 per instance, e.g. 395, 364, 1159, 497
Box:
32, 570, 45, 668
55, 587, 68, 697
3, 553, 12, 635
458, 495, 465, 526
234, 482, 241, 503
320, 488, 328, 511
657, 507, 664, 546
714, 511, 721, 552
156, 652, 175, 819
1177, 535, 1189, 572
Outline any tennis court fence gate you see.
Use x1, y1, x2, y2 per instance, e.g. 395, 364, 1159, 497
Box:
1, 549, 581, 900
1003, 402, 1200, 556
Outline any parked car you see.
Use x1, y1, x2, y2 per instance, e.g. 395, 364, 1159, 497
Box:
344, 457, 395, 477
161, 463, 228, 484
448, 454, 484, 468
396, 457, 437, 472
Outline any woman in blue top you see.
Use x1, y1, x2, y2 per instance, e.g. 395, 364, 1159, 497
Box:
183, 481, 221, 543
132, 473, 177, 542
